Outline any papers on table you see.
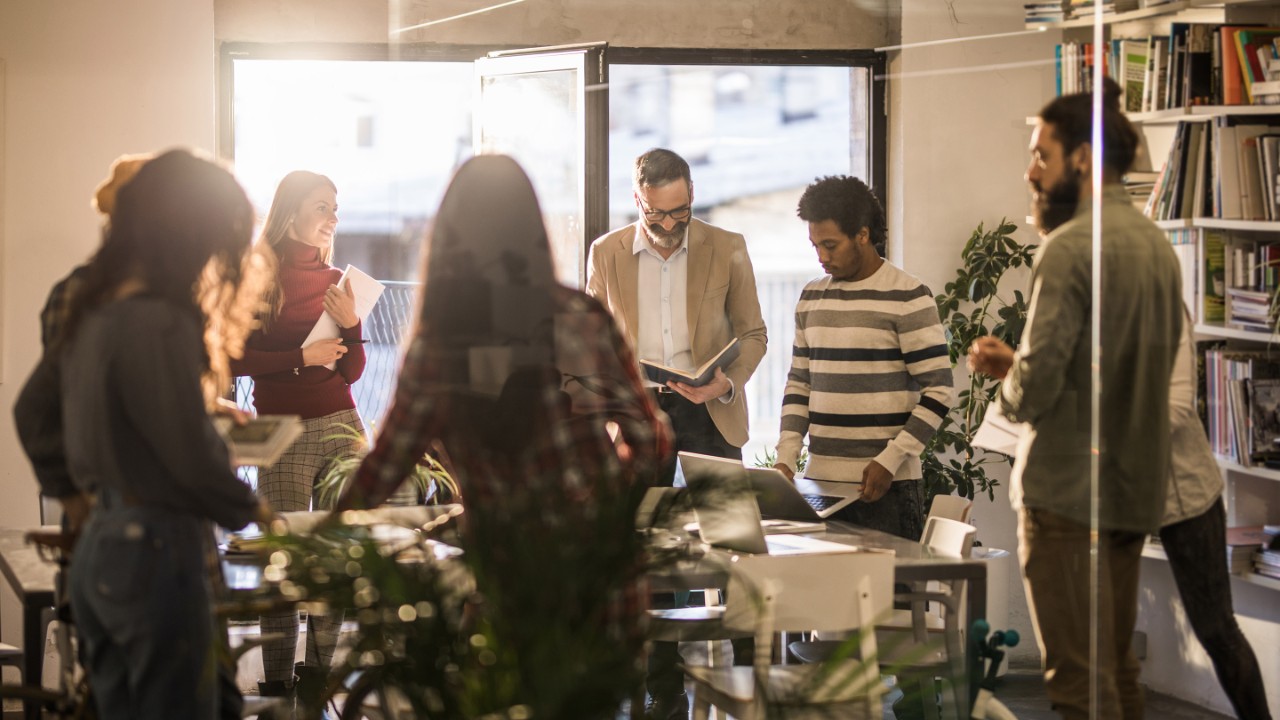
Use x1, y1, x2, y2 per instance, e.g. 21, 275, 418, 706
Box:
301, 264, 385, 369
971, 401, 1028, 458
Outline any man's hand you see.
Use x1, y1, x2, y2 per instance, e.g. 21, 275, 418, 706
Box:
859, 460, 893, 503
774, 463, 795, 482
669, 367, 732, 405
968, 336, 1014, 380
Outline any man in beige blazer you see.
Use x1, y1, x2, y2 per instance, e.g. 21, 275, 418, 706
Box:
587, 148, 766, 719
588, 148, 766, 480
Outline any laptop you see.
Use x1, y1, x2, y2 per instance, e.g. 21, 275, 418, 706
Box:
683, 473, 861, 556
677, 451, 859, 521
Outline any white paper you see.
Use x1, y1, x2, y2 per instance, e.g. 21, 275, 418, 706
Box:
301, 264, 386, 369
971, 401, 1028, 458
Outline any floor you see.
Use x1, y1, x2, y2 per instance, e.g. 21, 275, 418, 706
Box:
1, 637, 1237, 720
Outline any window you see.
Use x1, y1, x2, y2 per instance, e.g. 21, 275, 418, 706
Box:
224, 45, 884, 458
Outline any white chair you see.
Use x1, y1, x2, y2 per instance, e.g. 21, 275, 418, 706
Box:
682, 550, 895, 720
791, 517, 977, 720
927, 495, 973, 524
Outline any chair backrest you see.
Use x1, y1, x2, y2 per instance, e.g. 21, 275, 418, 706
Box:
927, 494, 973, 524
721, 550, 895, 635
721, 551, 893, 703
920, 516, 977, 559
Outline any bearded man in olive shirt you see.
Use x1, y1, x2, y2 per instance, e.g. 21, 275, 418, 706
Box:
969, 79, 1182, 720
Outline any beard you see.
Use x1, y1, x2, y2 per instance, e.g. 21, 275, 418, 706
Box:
1032, 167, 1081, 234
644, 220, 688, 250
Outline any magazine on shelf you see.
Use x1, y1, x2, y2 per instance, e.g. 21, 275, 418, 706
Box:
214, 414, 304, 468
640, 338, 740, 388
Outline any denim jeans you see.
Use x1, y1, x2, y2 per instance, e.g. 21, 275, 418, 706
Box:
70, 507, 221, 720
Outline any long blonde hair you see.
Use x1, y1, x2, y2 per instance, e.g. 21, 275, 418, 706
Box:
255, 170, 338, 326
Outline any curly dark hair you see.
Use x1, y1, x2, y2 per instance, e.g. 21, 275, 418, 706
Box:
796, 175, 886, 253
60, 148, 262, 405
1037, 77, 1138, 178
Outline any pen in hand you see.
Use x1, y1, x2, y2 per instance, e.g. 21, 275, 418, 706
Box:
341, 339, 368, 346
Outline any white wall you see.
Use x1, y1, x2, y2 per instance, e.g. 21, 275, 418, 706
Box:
0, 0, 217, 661
889, 0, 1053, 667
214, 0, 893, 49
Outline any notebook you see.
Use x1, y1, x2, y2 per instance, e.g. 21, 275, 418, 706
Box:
677, 451, 859, 521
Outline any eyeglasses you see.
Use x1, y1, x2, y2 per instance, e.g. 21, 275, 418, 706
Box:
640, 202, 692, 223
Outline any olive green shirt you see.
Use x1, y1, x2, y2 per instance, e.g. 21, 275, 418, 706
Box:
1001, 185, 1182, 534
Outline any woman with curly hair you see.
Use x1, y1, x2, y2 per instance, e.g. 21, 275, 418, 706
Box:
57, 148, 272, 720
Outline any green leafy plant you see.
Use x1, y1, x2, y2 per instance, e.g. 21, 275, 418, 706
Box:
922, 219, 1036, 501
251, 466, 652, 720
752, 446, 808, 474
314, 422, 459, 509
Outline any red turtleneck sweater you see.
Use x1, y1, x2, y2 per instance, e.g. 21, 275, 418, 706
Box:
230, 240, 366, 419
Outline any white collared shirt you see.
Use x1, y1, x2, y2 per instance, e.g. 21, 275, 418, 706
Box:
633, 225, 693, 387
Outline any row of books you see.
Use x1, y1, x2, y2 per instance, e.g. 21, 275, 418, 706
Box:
1226, 525, 1280, 579
1168, 229, 1280, 331
1060, 25, 1280, 109
1198, 345, 1280, 466
1144, 120, 1280, 222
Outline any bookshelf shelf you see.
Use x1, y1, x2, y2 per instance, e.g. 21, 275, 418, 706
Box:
1143, 542, 1280, 592
1193, 322, 1278, 342
1029, 0, 1278, 30
1130, 104, 1280, 124
1239, 570, 1280, 590
1216, 456, 1280, 482
1155, 218, 1280, 231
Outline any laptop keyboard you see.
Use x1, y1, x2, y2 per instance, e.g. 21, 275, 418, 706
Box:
803, 494, 844, 512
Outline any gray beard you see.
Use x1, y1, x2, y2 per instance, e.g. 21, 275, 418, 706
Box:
644, 223, 684, 250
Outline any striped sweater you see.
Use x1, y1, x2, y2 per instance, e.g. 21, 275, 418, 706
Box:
775, 262, 953, 486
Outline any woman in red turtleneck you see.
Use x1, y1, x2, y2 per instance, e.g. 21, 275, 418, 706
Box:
230, 170, 363, 713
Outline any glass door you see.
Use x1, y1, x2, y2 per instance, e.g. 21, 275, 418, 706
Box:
474, 43, 608, 289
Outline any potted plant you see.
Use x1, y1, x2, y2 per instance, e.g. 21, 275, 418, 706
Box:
314, 422, 460, 508
921, 219, 1036, 502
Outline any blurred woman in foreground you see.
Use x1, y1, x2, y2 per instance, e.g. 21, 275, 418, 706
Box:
58, 148, 271, 720
333, 154, 671, 718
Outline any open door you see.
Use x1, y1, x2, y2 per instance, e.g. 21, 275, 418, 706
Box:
475, 43, 608, 289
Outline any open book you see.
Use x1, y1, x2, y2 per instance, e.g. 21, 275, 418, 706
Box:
302, 264, 386, 370
214, 414, 303, 468
640, 338, 740, 388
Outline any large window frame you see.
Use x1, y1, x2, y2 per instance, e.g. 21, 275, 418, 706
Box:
218, 42, 887, 263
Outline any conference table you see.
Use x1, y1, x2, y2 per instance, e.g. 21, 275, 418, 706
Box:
0, 511, 988, 719
647, 518, 988, 716
0, 526, 58, 720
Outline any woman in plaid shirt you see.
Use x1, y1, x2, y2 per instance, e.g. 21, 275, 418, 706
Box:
335, 155, 671, 712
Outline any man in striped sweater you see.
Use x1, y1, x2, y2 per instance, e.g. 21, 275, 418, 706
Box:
773, 176, 953, 540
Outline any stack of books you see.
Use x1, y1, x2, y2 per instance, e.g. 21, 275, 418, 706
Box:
1226, 525, 1279, 575
1256, 535, 1280, 580
1025, 2, 1065, 24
